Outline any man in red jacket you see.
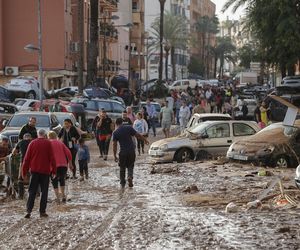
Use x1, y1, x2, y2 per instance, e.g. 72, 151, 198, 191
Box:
22, 129, 56, 218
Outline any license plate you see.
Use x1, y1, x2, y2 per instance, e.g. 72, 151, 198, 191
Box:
233, 154, 248, 161
149, 150, 160, 156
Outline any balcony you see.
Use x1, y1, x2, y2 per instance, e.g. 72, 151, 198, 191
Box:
99, 23, 118, 42
100, 0, 119, 12
99, 60, 120, 75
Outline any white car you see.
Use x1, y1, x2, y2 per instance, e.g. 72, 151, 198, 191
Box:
6, 76, 40, 99
149, 120, 260, 163
14, 98, 40, 111
186, 113, 232, 130
169, 79, 198, 91
295, 165, 300, 189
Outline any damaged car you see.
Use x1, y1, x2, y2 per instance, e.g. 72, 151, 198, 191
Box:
227, 120, 300, 168
149, 120, 260, 163
295, 165, 300, 189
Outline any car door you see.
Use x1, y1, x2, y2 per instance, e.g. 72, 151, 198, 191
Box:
198, 123, 232, 155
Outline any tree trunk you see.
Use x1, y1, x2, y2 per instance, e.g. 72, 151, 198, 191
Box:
78, 0, 84, 93
165, 48, 169, 80
206, 33, 211, 79
214, 54, 217, 78
280, 64, 287, 78
158, 0, 166, 84
171, 46, 176, 80
87, 0, 99, 85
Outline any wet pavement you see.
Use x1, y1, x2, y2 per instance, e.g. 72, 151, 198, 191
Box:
0, 132, 300, 249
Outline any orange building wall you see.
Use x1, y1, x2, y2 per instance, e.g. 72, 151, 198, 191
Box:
1, 0, 72, 71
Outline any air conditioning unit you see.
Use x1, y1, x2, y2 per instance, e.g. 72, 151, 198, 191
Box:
4, 66, 19, 76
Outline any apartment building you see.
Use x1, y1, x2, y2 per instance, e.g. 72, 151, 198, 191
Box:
0, 0, 76, 89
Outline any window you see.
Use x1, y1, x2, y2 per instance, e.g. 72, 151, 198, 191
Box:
97, 101, 112, 112
8, 115, 50, 128
132, 1, 138, 12
173, 82, 181, 86
233, 123, 256, 136
183, 81, 190, 86
113, 102, 125, 113
84, 101, 97, 111
206, 123, 230, 138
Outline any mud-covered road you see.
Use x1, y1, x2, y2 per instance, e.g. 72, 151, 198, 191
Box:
0, 133, 300, 249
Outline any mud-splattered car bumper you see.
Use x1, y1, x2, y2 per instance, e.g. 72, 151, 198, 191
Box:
295, 165, 300, 189
148, 149, 175, 163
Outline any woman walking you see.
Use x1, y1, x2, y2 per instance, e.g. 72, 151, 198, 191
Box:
48, 131, 72, 203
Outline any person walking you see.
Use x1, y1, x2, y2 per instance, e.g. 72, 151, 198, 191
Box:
22, 129, 56, 218
19, 117, 38, 140
160, 101, 174, 138
113, 118, 149, 188
121, 110, 133, 125
192, 101, 206, 114
96, 109, 113, 161
254, 101, 262, 124
126, 106, 136, 124
76, 138, 90, 181
146, 99, 157, 137
58, 119, 80, 178
133, 112, 148, 155
13, 133, 32, 199
48, 131, 72, 203
179, 101, 191, 133
260, 101, 269, 128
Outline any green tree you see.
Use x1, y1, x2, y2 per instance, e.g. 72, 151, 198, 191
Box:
212, 37, 236, 78
223, 0, 300, 77
188, 56, 205, 76
237, 43, 258, 69
195, 15, 219, 78
151, 12, 188, 80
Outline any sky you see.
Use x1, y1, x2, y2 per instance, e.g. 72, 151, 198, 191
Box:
211, 0, 246, 20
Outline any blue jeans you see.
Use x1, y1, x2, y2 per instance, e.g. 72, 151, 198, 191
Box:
176, 109, 180, 124
148, 117, 156, 136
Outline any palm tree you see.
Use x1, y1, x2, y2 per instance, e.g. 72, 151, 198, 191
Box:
212, 37, 236, 78
195, 15, 219, 78
151, 12, 188, 80
158, 0, 166, 84
77, 0, 84, 93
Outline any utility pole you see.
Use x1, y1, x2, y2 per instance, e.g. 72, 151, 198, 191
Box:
37, 0, 43, 103
78, 0, 84, 93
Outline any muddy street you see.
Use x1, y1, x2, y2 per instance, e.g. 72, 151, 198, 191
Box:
0, 133, 300, 250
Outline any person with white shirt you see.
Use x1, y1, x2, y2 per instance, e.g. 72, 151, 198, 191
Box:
133, 112, 148, 155
179, 101, 191, 132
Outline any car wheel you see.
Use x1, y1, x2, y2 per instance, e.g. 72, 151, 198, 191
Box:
175, 148, 193, 163
26, 91, 36, 99
274, 156, 289, 168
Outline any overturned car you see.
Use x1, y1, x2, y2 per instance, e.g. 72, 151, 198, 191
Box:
227, 120, 300, 168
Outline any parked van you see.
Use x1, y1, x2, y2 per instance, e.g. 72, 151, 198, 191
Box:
169, 79, 198, 91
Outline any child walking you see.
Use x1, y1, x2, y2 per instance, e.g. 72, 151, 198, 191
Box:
76, 138, 90, 181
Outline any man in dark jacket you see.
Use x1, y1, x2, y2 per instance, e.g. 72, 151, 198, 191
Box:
113, 118, 149, 188
22, 129, 56, 218
58, 119, 80, 178
19, 117, 37, 140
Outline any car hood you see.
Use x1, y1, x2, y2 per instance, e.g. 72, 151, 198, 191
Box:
150, 135, 190, 149
231, 128, 290, 153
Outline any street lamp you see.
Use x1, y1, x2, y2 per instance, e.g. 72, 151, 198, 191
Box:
145, 36, 154, 82
24, 0, 43, 104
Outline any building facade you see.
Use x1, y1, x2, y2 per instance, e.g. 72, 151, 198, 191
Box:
0, 0, 76, 89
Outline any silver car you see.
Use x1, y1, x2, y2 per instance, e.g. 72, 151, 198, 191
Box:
149, 120, 260, 163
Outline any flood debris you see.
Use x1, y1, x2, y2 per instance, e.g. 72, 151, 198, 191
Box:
183, 184, 199, 194
225, 202, 239, 213
150, 165, 180, 174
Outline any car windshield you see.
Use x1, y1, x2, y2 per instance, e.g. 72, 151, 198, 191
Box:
14, 100, 26, 106
8, 114, 50, 128
85, 89, 108, 98
257, 123, 299, 137
54, 114, 71, 125
188, 122, 210, 134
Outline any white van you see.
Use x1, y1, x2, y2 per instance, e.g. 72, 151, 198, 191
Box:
169, 79, 197, 91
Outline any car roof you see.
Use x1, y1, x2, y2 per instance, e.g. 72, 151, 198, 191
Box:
15, 111, 53, 115
140, 101, 160, 105
192, 113, 232, 119
200, 120, 257, 126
